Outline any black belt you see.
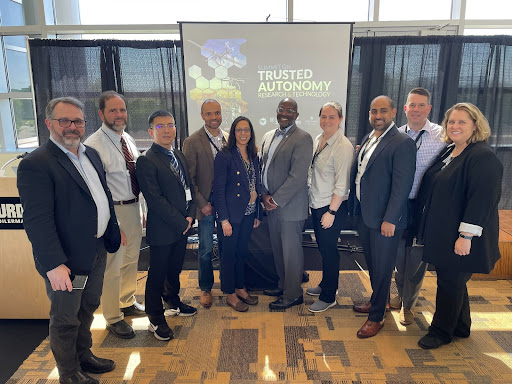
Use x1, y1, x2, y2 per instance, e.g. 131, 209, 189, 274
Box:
113, 197, 139, 205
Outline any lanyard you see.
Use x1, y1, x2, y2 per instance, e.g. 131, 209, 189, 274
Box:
311, 141, 328, 168
406, 127, 427, 149
206, 132, 225, 153
360, 134, 379, 162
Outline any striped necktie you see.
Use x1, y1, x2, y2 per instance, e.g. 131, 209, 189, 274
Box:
168, 150, 187, 190
120, 136, 139, 196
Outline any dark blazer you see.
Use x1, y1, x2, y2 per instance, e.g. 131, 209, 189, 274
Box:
348, 124, 416, 230
17, 140, 121, 277
136, 143, 196, 246
182, 127, 229, 220
213, 147, 262, 224
418, 141, 503, 273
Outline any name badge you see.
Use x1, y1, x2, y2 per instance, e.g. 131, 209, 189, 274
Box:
185, 188, 192, 202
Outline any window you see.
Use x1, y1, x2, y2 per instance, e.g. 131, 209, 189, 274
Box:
379, 0, 452, 21
466, 0, 510, 19
293, 0, 369, 22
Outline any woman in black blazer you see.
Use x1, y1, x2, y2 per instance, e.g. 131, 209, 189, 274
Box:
213, 116, 262, 312
416, 103, 503, 349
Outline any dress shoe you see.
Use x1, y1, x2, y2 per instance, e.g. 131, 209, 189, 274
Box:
106, 319, 135, 339
352, 302, 371, 313
59, 371, 99, 384
399, 307, 414, 326
389, 295, 402, 309
263, 288, 283, 297
418, 333, 450, 349
357, 319, 385, 338
453, 328, 470, 338
269, 296, 304, 310
80, 354, 116, 374
200, 291, 212, 308
227, 299, 249, 312
121, 302, 146, 317
237, 293, 258, 305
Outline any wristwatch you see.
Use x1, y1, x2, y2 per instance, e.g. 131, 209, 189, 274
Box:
459, 233, 473, 240
327, 209, 337, 215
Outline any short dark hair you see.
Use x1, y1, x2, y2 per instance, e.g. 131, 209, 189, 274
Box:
45, 97, 84, 119
99, 91, 126, 112
201, 99, 220, 113
319, 101, 343, 118
371, 95, 395, 110
407, 87, 431, 104
148, 110, 174, 126
225, 116, 258, 158
278, 97, 298, 113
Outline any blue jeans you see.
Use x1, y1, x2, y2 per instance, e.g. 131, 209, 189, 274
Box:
198, 214, 215, 291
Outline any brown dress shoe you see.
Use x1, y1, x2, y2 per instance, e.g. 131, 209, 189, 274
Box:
237, 294, 258, 305
200, 291, 212, 308
357, 320, 385, 338
353, 302, 371, 313
227, 299, 249, 312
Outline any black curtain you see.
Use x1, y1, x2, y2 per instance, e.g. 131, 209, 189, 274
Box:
347, 35, 512, 209
29, 39, 187, 150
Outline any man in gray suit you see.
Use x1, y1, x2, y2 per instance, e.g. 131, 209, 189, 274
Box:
260, 98, 313, 310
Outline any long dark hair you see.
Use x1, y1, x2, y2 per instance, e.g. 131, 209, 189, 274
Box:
225, 116, 258, 158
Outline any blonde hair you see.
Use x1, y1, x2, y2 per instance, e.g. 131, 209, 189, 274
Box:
441, 102, 491, 144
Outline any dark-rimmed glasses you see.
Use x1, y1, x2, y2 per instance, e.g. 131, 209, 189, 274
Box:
51, 118, 86, 128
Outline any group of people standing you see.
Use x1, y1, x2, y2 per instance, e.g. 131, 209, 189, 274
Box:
17, 88, 502, 384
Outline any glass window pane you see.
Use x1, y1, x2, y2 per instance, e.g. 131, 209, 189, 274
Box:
4, 35, 26, 47
79, 0, 286, 24
13, 99, 38, 148
379, 0, 451, 21
5, 49, 30, 92
464, 29, 512, 35
294, 0, 368, 22
0, 0, 24, 26
466, 0, 509, 19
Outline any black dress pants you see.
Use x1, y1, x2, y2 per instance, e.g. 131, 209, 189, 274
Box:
145, 235, 187, 324
44, 238, 107, 379
311, 202, 348, 303
429, 266, 472, 342
220, 212, 255, 294
358, 218, 403, 322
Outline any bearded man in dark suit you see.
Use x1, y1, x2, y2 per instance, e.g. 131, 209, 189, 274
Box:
17, 97, 121, 384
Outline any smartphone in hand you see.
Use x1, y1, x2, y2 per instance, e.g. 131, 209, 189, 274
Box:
70, 274, 88, 290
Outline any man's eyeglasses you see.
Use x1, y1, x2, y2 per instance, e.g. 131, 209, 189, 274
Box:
276, 107, 296, 114
51, 118, 86, 128
152, 123, 175, 130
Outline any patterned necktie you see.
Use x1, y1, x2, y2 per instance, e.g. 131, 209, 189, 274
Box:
120, 136, 140, 197
168, 150, 187, 190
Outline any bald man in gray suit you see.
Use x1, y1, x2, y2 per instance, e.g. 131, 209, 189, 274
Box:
260, 98, 313, 310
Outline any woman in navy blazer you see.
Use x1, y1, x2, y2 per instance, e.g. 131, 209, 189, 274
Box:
214, 116, 262, 312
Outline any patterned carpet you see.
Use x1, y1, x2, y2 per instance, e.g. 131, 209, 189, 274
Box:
8, 271, 512, 383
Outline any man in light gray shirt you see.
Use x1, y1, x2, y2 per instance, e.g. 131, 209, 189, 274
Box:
85, 91, 144, 339
390, 88, 445, 326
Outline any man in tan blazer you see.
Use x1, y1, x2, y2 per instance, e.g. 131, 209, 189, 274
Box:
183, 99, 229, 308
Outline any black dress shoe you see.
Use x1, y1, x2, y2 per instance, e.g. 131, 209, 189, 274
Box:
269, 296, 304, 310
80, 354, 116, 374
263, 288, 283, 297
106, 319, 135, 339
418, 333, 450, 349
59, 371, 99, 384
121, 303, 146, 317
